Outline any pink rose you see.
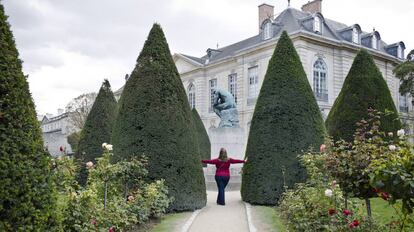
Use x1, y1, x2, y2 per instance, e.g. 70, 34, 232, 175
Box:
320, 144, 326, 153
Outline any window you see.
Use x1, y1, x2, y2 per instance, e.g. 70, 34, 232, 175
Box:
209, 79, 217, 112
372, 35, 377, 49
314, 16, 321, 33
228, 73, 238, 103
352, 27, 359, 44
313, 58, 328, 102
248, 66, 259, 99
187, 83, 195, 109
400, 94, 409, 113
263, 22, 272, 40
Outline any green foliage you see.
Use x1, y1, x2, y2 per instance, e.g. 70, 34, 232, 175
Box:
0, 3, 57, 230
192, 108, 211, 162
53, 148, 170, 231
241, 31, 325, 205
394, 49, 414, 96
279, 152, 385, 231
67, 131, 81, 154
112, 23, 206, 211
77, 79, 117, 163
326, 49, 401, 142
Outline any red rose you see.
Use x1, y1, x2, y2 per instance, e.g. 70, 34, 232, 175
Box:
328, 208, 336, 216
343, 209, 351, 216
381, 192, 390, 201
59, 146, 64, 152
352, 219, 360, 227
373, 188, 380, 193
109, 227, 114, 232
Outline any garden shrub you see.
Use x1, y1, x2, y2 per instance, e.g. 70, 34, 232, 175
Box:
241, 31, 325, 205
76, 80, 118, 185
192, 108, 211, 162
111, 23, 206, 211
0, 3, 57, 230
326, 49, 401, 142
53, 145, 170, 231
279, 152, 386, 231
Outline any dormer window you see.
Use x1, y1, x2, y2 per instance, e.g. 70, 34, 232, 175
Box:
263, 22, 272, 40
372, 35, 378, 49
352, 27, 359, 44
314, 16, 321, 33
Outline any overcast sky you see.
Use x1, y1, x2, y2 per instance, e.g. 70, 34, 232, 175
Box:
2, 0, 413, 115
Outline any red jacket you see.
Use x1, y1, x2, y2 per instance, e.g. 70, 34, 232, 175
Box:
202, 158, 245, 177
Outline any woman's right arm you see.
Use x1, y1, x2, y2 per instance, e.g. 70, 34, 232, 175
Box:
202, 159, 217, 164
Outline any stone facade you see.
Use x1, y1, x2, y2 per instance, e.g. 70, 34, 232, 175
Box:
40, 112, 75, 156
174, 1, 411, 148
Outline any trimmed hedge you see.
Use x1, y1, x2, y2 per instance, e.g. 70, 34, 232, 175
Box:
76, 79, 117, 185
0, 3, 57, 230
241, 31, 326, 205
326, 49, 401, 142
192, 108, 211, 162
112, 24, 206, 211
77, 79, 117, 162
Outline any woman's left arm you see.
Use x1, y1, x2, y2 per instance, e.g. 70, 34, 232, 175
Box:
229, 158, 246, 164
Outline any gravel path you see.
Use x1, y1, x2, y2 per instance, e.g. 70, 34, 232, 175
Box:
186, 191, 249, 232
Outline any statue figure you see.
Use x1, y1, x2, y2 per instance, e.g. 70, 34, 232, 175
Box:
212, 88, 240, 127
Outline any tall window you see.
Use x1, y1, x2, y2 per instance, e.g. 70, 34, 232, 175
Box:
400, 94, 409, 113
228, 73, 237, 103
352, 27, 359, 44
248, 66, 259, 99
209, 79, 217, 112
314, 16, 321, 33
263, 22, 272, 40
313, 58, 328, 102
187, 83, 195, 109
372, 35, 377, 49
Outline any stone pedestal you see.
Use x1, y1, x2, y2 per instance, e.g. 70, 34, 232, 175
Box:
204, 127, 246, 190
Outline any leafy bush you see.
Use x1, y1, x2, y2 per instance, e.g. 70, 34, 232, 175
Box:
0, 3, 57, 230
279, 152, 385, 231
52, 145, 170, 231
241, 31, 325, 205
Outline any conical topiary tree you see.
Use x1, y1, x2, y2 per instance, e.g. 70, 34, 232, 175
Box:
326, 49, 401, 142
192, 108, 211, 163
0, 3, 57, 230
241, 31, 326, 205
76, 79, 118, 185
112, 24, 206, 211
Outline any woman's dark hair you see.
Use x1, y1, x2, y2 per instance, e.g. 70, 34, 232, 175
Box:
218, 148, 228, 161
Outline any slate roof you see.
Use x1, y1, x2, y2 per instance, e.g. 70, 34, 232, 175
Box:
180, 7, 404, 66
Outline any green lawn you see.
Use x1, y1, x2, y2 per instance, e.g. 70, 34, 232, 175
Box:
150, 212, 191, 232
254, 206, 288, 232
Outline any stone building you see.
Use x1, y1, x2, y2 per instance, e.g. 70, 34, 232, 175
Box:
174, 0, 411, 143
40, 109, 75, 156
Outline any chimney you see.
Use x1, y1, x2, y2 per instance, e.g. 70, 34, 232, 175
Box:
57, 108, 64, 115
258, 3, 274, 32
301, 0, 322, 14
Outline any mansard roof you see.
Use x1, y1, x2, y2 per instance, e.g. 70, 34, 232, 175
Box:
181, 7, 404, 65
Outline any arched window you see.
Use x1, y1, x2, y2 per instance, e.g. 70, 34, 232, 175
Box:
314, 16, 321, 33
263, 22, 272, 40
313, 58, 328, 102
188, 83, 195, 109
352, 27, 359, 44
372, 35, 378, 49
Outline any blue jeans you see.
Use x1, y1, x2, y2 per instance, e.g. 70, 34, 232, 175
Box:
215, 175, 230, 205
